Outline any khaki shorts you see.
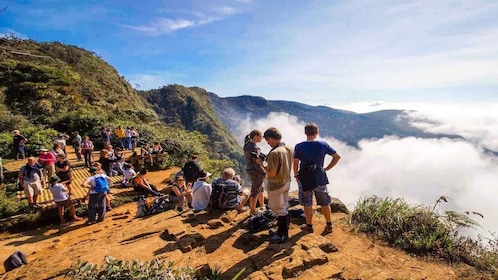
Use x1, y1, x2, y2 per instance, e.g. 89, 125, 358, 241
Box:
56, 199, 74, 208
23, 181, 44, 197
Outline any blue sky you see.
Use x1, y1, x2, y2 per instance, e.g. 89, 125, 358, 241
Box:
1, 0, 498, 106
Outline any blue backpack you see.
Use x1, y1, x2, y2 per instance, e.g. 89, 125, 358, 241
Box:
93, 176, 110, 193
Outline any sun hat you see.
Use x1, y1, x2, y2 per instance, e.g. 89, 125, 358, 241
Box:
198, 171, 212, 180
49, 175, 60, 184
39, 146, 48, 152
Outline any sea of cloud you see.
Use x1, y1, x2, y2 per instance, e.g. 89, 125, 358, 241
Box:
235, 103, 498, 239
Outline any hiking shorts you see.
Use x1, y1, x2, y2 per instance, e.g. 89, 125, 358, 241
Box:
298, 184, 331, 207
247, 170, 266, 197
22, 181, 43, 198
267, 182, 290, 216
55, 199, 73, 208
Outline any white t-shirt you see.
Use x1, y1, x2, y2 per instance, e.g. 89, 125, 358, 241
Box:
84, 174, 109, 194
49, 183, 69, 202
123, 169, 136, 181
191, 180, 212, 211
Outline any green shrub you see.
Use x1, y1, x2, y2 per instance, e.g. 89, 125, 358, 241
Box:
351, 196, 497, 273
66, 256, 196, 280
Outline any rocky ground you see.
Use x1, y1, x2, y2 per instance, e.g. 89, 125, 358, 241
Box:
0, 169, 493, 280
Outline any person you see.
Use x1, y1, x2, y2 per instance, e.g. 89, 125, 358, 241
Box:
55, 154, 73, 194
293, 123, 341, 236
130, 127, 139, 149
38, 147, 56, 186
72, 131, 83, 161
140, 143, 153, 165
112, 157, 126, 176
48, 175, 82, 224
243, 130, 267, 215
182, 155, 204, 187
213, 167, 249, 213
168, 176, 192, 212
125, 127, 133, 150
256, 127, 293, 243
54, 133, 70, 155
81, 136, 94, 168
82, 166, 112, 224
101, 127, 111, 147
18, 157, 44, 209
151, 142, 163, 154
50, 143, 65, 158
133, 169, 161, 196
114, 126, 126, 150
191, 171, 212, 212
121, 163, 136, 187
12, 130, 28, 160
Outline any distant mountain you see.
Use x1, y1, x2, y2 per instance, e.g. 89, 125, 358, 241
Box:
208, 93, 461, 146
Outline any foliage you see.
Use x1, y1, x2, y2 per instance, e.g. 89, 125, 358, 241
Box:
0, 183, 28, 219
351, 196, 498, 273
66, 256, 196, 280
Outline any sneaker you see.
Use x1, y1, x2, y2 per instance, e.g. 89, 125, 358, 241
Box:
268, 233, 289, 244
237, 206, 249, 214
300, 224, 314, 233
177, 207, 183, 212
321, 224, 333, 236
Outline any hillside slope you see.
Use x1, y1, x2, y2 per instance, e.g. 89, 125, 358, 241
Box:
0, 173, 491, 280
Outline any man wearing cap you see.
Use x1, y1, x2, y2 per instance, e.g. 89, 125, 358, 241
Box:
12, 130, 28, 160
18, 157, 44, 209
54, 133, 70, 155
82, 166, 112, 224
191, 171, 212, 212
72, 131, 83, 161
38, 147, 56, 187
256, 127, 293, 243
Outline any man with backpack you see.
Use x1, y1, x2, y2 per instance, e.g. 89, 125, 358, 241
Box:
182, 155, 204, 187
18, 157, 44, 209
82, 166, 112, 224
211, 168, 249, 213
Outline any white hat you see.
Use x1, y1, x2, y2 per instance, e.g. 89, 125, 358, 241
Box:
198, 171, 212, 180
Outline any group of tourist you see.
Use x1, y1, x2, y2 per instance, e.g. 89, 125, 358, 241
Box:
14, 122, 341, 245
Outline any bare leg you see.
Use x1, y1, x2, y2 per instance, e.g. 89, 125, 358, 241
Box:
257, 192, 265, 209
321, 205, 332, 223
304, 206, 313, 225
249, 196, 257, 214
58, 206, 64, 222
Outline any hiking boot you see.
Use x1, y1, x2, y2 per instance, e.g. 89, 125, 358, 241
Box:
268, 233, 289, 244
300, 224, 314, 233
321, 224, 333, 236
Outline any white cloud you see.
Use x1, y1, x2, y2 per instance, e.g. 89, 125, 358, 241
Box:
0, 28, 28, 39
124, 5, 246, 36
127, 72, 190, 89
235, 109, 498, 238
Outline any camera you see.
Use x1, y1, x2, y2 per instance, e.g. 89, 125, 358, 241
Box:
251, 152, 266, 161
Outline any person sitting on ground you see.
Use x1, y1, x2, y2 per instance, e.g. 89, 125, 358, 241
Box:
140, 143, 154, 165
133, 169, 161, 196
121, 163, 136, 187
18, 157, 44, 209
151, 142, 163, 154
48, 175, 82, 224
168, 176, 192, 212
214, 167, 250, 213
191, 171, 212, 212
112, 157, 126, 176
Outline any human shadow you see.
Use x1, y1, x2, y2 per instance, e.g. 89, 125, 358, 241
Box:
220, 231, 306, 279
181, 208, 226, 227
5, 222, 88, 246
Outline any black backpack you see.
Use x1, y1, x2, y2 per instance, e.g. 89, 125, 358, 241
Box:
4, 251, 28, 272
209, 179, 228, 209
245, 210, 277, 233
182, 161, 199, 182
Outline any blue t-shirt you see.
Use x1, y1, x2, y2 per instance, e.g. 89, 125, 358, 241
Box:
294, 141, 337, 186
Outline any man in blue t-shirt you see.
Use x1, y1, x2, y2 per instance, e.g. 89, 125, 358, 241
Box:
293, 123, 341, 236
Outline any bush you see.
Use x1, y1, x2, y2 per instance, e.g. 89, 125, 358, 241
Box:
66, 256, 196, 280
351, 196, 498, 273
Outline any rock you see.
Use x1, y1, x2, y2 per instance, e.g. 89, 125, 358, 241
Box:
195, 263, 212, 279
319, 242, 339, 253
207, 219, 225, 229
246, 270, 268, 280
303, 247, 328, 267
177, 237, 196, 252
330, 197, 349, 214
220, 215, 232, 224
282, 256, 305, 278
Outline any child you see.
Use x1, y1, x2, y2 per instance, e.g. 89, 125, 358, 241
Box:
121, 163, 136, 187
48, 175, 82, 224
